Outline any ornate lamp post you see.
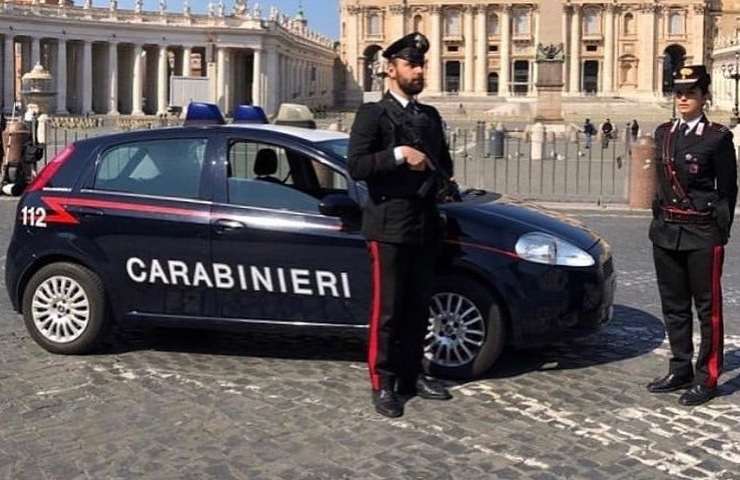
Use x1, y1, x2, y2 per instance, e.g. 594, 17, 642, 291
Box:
721, 52, 740, 127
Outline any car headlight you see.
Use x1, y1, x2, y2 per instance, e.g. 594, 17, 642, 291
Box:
514, 232, 595, 267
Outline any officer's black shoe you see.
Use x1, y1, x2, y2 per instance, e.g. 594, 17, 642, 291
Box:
679, 385, 717, 406
647, 373, 694, 393
372, 389, 403, 418
414, 375, 452, 400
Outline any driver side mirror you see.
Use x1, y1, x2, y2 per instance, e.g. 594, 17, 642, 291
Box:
319, 193, 361, 218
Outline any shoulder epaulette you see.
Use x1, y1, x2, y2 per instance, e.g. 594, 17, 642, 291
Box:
707, 122, 731, 134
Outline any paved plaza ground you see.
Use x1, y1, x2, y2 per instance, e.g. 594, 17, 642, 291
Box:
1, 198, 740, 479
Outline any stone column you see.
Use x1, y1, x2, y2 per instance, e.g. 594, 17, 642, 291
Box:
346, 6, 361, 87
638, 6, 656, 95
108, 41, 119, 115
252, 47, 262, 106
389, 5, 406, 39
603, 4, 615, 95
428, 5, 442, 93
132, 44, 144, 115
499, 5, 511, 97
562, 6, 569, 90
156, 45, 168, 115
265, 47, 279, 115
81, 40, 93, 114
31, 37, 41, 68
183, 46, 192, 76
216, 47, 227, 109
532, 5, 540, 94
692, 5, 705, 64
463, 5, 475, 94
475, 6, 487, 94
3, 35, 14, 112
568, 5, 581, 94
55, 38, 67, 114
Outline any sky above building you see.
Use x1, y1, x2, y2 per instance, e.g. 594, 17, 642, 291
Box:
89, 0, 340, 38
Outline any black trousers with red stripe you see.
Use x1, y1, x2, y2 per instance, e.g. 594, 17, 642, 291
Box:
653, 244, 725, 388
367, 241, 438, 391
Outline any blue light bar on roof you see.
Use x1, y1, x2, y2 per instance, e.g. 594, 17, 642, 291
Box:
184, 102, 225, 126
233, 105, 268, 124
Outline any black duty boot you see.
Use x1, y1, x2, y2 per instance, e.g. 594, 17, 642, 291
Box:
647, 373, 694, 393
679, 385, 717, 406
372, 388, 403, 418
415, 375, 452, 400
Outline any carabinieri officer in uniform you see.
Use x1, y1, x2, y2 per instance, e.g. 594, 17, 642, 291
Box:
647, 65, 738, 406
347, 33, 454, 418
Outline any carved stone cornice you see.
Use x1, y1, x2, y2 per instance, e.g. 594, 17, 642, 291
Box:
346, 5, 361, 15
693, 4, 706, 14
430, 5, 442, 15
388, 4, 406, 15
473, 5, 488, 15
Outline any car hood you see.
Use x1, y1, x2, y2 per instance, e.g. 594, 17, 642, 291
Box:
443, 192, 602, 251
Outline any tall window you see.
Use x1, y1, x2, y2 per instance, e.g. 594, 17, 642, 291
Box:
444, 8, 462, 36
583, 9, 601, 35
669, 10, 684, 35
512, 9, 529, 35
367, 10, 381, 37
488, 13, 499, 35
623, 13, 635, 35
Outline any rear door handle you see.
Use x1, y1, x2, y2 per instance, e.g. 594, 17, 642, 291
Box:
213, 218, 246, 233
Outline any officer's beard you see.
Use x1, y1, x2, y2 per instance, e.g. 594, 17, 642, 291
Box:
398, 76, 425, 96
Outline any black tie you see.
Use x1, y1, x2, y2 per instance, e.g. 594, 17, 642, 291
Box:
679, 123, 690, 136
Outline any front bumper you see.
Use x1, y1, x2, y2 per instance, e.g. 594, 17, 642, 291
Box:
508, 243, 616, 347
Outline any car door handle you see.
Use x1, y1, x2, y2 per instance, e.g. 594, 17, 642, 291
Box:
66, 206, 104, 217
213, 218, 246, 233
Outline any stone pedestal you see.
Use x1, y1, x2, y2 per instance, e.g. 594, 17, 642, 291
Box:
533, 60, 564, 123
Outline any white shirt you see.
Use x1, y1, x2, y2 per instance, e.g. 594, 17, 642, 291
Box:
389, 89, 413, 164
678, 115, 702, 135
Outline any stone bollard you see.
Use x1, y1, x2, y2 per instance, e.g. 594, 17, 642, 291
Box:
568, 124, 579, 143
36, 113, 48, 145
530, 122, 545, 161
732, 124, 740, 160
629, 135, 657, 209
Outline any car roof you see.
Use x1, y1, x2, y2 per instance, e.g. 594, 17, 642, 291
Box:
235, 124, 349, 142
74, 124, 349, 149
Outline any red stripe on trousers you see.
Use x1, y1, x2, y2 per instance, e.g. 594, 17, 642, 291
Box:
367, 241, 382, 390
708, 245, 725, 388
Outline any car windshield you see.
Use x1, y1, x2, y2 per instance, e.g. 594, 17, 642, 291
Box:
315, 139, 349, 163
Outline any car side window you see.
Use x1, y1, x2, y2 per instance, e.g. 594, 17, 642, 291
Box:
227, 140, 317, 213
94, 138, 207, 199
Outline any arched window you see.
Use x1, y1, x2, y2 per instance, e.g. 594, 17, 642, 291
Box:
512, 9, 529, 35
367, 10, 381, 37
413, 14, 424, 33
669, 10, 684, 35
444, 8, 462, 36
488, 13, 499, 35
623, 13, 634, 35
583, 8, 600, 35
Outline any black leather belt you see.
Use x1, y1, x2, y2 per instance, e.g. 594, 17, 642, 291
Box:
661, 206, 714, 224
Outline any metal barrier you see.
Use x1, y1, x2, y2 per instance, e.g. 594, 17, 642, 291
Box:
446, 127, 630, 203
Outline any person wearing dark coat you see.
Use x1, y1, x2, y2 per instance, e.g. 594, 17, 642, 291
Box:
347, 33, 454, 418
647, 65, 738, 406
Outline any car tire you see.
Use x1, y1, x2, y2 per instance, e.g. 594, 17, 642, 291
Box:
423, 276, 506, 380
22, 262, 108, 354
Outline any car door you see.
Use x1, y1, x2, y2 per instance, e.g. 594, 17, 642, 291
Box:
75, 134, 215, 321
209, 133, 370, 327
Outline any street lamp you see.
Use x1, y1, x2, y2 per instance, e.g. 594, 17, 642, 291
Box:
721, 52, 740, 127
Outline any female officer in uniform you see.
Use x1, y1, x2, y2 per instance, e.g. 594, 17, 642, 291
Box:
647, 65, 738, 406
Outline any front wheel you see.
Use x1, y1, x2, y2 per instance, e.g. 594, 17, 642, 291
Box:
22, 262, 109, 354
423, 276, 506, 379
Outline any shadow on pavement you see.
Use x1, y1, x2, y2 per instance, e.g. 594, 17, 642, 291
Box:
480, 304, 666, 380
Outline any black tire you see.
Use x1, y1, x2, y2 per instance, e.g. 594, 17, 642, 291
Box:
423, 275, 506, 380
22, 262, 108, 354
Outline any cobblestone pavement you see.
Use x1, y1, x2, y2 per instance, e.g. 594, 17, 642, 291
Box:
1, 198, 740, 479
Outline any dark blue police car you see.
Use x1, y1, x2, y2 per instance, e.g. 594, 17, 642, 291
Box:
5, 104, 615, 379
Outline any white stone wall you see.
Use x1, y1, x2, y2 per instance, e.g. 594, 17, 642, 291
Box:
0, 2, 337, 116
